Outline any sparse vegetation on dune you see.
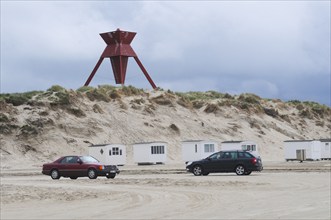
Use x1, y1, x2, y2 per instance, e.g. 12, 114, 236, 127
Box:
175, 90, 226, 101
1, 85, 330, 120
0, 91, 43, 106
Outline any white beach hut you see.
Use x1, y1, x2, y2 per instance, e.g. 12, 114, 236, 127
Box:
89, 144, 126, 166
181, 140, 218, 163
133, 141, 167, 165
220, 140, 259, 156
320, 139, 331, 160
284, 140, 321, 161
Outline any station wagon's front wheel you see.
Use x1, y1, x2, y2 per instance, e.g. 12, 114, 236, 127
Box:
235, 165, 246, 175
88, 169, 97, 179
193, 165, 203, 176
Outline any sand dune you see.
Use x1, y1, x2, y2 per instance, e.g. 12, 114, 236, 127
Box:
1, 88, 330, 169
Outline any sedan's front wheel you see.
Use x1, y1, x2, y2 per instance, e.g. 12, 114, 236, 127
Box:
193, 165, 203, 176
51, 169, 60, 180
88, 169, 97, 179
235, 165, 246, 175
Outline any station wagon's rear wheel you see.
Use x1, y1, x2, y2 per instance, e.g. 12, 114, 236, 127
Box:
235, 165, 246, 175
50, 169, 60, 180
193, 165, 203, 176
88, 169, 97, 179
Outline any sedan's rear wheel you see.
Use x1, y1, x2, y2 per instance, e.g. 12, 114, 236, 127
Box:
51, 169, 60, 180
235, 165, 246, 175
88, 169, 97, 179
193, 165, 203, 176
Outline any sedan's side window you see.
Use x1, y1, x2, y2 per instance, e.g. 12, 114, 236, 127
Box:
60, 157, 69, 164
60, 156, 76, 164
69, 156, 78, 163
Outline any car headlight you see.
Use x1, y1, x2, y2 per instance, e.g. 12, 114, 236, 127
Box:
186, 161, 193, 166
99, 165, 104, 170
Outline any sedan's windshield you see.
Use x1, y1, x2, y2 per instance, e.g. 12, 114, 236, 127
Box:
80, 156, 99, 163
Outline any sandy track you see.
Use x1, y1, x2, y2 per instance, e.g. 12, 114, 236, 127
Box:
1, 171, 330, 219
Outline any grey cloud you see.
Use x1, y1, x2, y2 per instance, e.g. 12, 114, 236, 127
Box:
1, 1, 330, 105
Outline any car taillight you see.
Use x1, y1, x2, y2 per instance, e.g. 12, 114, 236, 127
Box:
251, 158, 257, 164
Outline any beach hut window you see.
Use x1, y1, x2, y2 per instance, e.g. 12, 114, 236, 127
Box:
151, 145, 165, 154
204, 144, 215, 153
249, 145, 256, 151
112, 147, 119, 155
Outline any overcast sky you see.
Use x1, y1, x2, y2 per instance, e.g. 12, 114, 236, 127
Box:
1, 1, 330, 105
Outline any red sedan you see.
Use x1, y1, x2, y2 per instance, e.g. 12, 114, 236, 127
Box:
42, 155, 120, 179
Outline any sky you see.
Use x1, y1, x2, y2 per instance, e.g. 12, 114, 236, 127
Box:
1, 1, 330, 105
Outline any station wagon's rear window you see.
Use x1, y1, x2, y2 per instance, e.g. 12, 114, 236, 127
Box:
238, 152, 254, 158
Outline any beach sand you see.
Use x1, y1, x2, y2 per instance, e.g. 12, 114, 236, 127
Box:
1, 162, 330, 219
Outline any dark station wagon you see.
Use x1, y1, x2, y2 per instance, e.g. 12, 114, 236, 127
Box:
186, 150, 263, 176
42, 155, 120, 179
